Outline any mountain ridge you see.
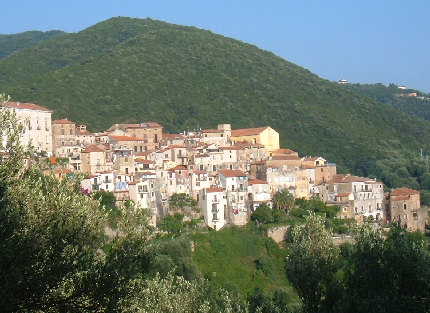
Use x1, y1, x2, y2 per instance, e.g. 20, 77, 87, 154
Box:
1, 17, 430, 172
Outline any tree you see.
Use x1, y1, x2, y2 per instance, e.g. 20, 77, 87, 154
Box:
285, 213, 340, 313
273, 189, 295, 212
337, 226, 430, 313
251, 203, 273, 224
0, 95, 107, 311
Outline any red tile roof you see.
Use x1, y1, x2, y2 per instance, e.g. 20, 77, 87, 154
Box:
135, 158, 154, 164
218, 170, 247, 178
231, 126, 269, 137
269, 155, 301, 161
273, 148, 297, 155
327, 174, 375, 184
193, 170, 207, 175
220, 146, 243, 150
202, 129, 221, 133
52, 118, 75, 124
390, 187, 420, 196
206, 187, 223, 193
82, 144, 105, 153
4, 102, 52, 112
162, 133, 184, 140
169, 165, 188, 171
248, 179, 268, 185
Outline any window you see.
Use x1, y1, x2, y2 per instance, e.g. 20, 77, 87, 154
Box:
403, 204, 407, 210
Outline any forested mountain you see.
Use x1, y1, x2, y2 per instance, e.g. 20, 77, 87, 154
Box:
1, 17, 430, 172
342, 83, 430, 122
0, 30, 65, 59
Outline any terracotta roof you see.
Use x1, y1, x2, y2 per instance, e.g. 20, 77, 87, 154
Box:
273, 148, 297, 155
390, 187, 420, 197
136, 152, 150, 156
135, 158, 154, 164
206, 187, 223, 193
218, 170, 247, 178
52, 118, 75, 124
391, 196, 410, 201
251, 161, 265, 165
248, 179, 268, 185
231, 126, 269, 137
201, 129, 221, 133
109, 135, 143, 142
4, 102, 52, 112
82, 144, 105, 153
327, 174, 376, 184
192, 170, 207, 175
163, 133, 184, 140
169, 165, 187, 171
269, 155, 301, 161
49, 156, 57, 165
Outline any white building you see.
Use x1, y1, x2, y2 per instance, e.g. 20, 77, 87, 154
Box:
198, 187, 227, 231
218, 170, 249, 226
3, 102, 53, 155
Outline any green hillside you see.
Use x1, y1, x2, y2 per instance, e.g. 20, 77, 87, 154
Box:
342, 83, 430, 122
1, 17, 430, 172
0, 30, 65, 59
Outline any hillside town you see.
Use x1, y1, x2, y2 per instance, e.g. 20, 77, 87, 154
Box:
3, 101, 428, 233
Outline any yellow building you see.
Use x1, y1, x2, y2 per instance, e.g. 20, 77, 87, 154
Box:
230, 126, 279, 154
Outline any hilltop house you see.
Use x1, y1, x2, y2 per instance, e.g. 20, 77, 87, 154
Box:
2, 102, 53, 155
387, 188, 428, 232
230, 126, 279, 155
317, 174, 384, 220
198, 187, 227, 231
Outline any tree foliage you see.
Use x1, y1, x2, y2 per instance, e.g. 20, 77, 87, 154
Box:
285, 213, 340, 313
273, 189, 295, 212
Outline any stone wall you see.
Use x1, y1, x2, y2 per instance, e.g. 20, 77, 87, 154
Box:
267, 225, 290, 243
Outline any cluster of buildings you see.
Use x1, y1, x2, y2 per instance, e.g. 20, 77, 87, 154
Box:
2, 101, 428, 232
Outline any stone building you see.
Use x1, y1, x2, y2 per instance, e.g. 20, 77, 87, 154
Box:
388, 188, 428, 232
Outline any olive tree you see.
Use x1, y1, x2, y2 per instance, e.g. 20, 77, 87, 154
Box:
285, 213, 340, 313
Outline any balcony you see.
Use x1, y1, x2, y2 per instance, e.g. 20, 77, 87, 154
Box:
212, 199, 220, 203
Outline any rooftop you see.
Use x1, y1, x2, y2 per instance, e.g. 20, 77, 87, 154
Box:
4, 101, 52, 112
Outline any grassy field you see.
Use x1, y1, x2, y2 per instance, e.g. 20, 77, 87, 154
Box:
190, 224, 299, 303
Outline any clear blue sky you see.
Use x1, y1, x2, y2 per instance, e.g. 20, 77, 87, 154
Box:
1, 0, 429, 92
